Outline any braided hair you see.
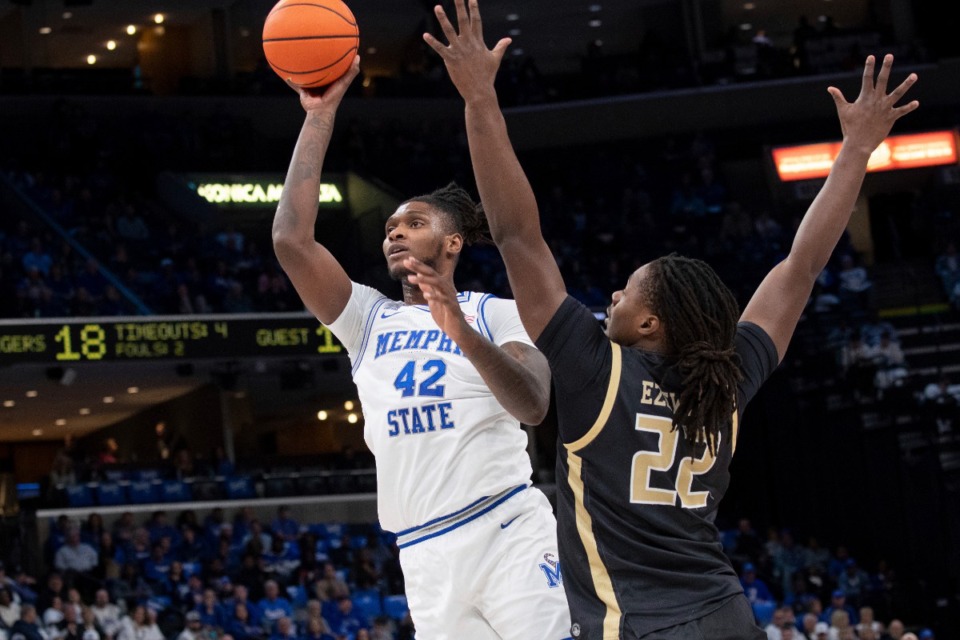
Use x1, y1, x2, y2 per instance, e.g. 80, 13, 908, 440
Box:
404, 182, 491, 247
642, 253, 743, 455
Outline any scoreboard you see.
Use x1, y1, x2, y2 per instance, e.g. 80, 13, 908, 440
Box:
0, 314, 343, 365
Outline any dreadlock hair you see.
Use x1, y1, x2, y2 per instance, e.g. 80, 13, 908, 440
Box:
404, 182, 491, 247
644, 253, 743, 455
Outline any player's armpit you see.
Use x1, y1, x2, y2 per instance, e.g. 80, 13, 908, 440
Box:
496, 235, 568, 343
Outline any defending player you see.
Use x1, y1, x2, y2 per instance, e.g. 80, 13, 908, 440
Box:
420, 0, 918, 637
271, 57, 571, 639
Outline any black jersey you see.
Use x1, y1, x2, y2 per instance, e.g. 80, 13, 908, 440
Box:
536, 296, 778, 639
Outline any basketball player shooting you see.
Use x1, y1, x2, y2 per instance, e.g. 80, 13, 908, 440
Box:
271, 55, 571, 639
421, 0, 919, 636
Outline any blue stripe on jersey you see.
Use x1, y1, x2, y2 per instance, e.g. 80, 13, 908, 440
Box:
476, 293, 495, 340
397, 484, 527, 549
395, 493, 490, 537
352, 298, 389, 376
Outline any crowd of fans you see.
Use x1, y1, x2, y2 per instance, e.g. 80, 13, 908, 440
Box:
0, 509, 944, 640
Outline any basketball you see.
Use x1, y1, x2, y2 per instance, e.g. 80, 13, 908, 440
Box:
262, 0, 359, 89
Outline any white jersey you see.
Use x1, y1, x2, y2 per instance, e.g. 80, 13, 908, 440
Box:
326, 282, 535, 533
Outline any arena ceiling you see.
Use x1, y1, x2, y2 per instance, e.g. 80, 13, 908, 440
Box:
2, 0, 870, 75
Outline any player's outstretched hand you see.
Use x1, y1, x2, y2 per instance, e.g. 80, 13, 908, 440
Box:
403, 256, 469, 339
286, 55, 361, 114
827, 54, 918, 156
423, 0, 510, 103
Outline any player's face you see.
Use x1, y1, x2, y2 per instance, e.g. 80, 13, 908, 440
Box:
383, 202, 452, 281
605, 265, 655, 346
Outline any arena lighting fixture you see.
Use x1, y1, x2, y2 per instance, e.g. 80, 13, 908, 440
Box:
3, 401, 14, 408
32, 429, 43, 437
506, 13, 519, 21
26, 390, 38, 398
589, 4, 602, 12
86, 54, 96, 65
79, 408, 91, 416
366, 46, 377, 54
512, 48, 524, 56
154, 13, 164, 24
55, 419, 66, 426
126, 25, 137, 35
588, 19, 602, 27
106, 40, 116, 50
103, 396, 115, 404
509, 28, 520, 36
62, 11, 72, 19
317, 410, 328, 421
39, 26, 52, 34
344, 400, 355, 410
127, 386, 139, 394
743, 2, 755, 9
739, 22, 752, 30
348, 413, 359, 424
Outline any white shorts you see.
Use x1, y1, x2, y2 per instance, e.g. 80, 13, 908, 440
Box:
398, 485, 572, 640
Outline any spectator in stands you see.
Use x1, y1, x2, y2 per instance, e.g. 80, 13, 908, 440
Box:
195, 589, 225, 631
872, 332, 908, 395
268, 617, 297, 640
822, 590, 858, 626
116, 606, 162, 640
921, 375, 957, 435
54, 528, 98, 575
855, 606, 883, 637
90, 591, 121, 640
176, 529, 209, 566
301, 617, 334, 640
37, 572, 67, 615
883, 619, 905, 640
765, 606, 793, 640
79, 607, 105, 640
837, 559, 870, 608
740, 562, 773, 606
262, 537, 299, 584
837, 253, 872, 308
142, 544, 172, 587
0, 589, 20, 629
323, 598, 366, 640
176, 611, 203, 640
224, 587, 260, 628
0, 562, 36, 608
110, 514, 136, 549
225, 603, 263, 640
110, 565, 151, 611
241, 523, 270, 555
269, 508, 299, 544
313, 564, 348, 602
146, 513, 179, 547
257, 582, 292, 632
43, 595, 65, 628
798, 613, 818, 639
10, 605, 44, 640
233, 556, 264, 602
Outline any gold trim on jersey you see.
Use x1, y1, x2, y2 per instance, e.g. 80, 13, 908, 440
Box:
566, 342, 622, 453
567, 451, 621, 638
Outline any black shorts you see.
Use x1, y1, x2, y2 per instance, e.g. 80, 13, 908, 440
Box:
638, 595, 766, 640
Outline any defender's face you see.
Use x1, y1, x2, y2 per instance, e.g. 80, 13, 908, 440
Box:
605, 265, 653, 346
383, 202, 448, 280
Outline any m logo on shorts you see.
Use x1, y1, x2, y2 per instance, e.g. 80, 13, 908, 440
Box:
539, 552, 562, 588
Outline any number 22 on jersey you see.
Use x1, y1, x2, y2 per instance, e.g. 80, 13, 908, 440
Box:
629, 413, 739, 509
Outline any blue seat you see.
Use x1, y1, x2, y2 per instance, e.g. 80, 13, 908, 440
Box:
224, 476, 255, 500
752, 601, 776, 627
103, 469, 127, 482
383, 594, 408, 621
65, 484, 94, 508
135, 469, 163, 481
181, 562, 201, 577
160, 480, 191, 502
350, 534, 368, 550
352, 589, 382, 620
128, 480, 159, 504
96, 483, 126, 506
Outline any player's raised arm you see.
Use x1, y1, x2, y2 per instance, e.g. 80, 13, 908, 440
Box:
424, 0, 566, 342
741, 54, 918, 362
272, 56, 361, 325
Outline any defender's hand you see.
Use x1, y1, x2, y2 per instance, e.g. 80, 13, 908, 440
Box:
423, 0, 510, 103
827, 54, 918, 156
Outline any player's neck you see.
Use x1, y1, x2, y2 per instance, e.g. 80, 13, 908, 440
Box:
401, 282, 427, 306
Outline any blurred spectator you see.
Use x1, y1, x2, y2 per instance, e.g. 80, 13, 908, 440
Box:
313, 564, 348, 603
116, 606, 162, 640
0, 589, 20, 629
934, 241, 960, 299
740, 563, 773, 605
856, 606, 884, 638
268, 617, 297, 640
175, 611, 203, 640
54, 529, 98, 575
269, 508, 299, 544
837, 254, 872, 309
194, 589, 225, 630
301, 617, 334, 640
837, 559, 870, 608
89, 591, 121, 640
257, 582, 292, 632
10, 605, 44, 640
822, 590, 858, 626
225, 603, 263, 640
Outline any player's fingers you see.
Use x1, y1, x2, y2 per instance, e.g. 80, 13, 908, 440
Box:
826, 86, 846, 109
859, 55, 876, 97
434, 5, 458, 44
454, 0, 469, 33
469, 0, 482, 34
874, 53, 893, 93
491, 37, 512, 62
888, 72, 917, 103
325, 55, 361, 96
423, 32, 448, 56
893, 99, 920, 119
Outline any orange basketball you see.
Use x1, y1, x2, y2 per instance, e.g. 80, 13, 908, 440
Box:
262, 0, 359, 89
